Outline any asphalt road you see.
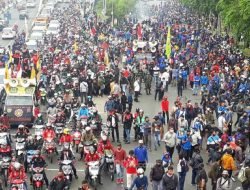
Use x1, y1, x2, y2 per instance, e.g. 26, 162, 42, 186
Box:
0, 0, 40, 48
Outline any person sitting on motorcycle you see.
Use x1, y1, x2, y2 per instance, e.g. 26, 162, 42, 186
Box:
88, 109, 102, 128
72, 97, 80, 109
49, 171, 70, 190
33, 104, 41, 119
59, 146, 78, 179
63, 89, 73, 104
79, 127, 97, 160
78, 180, 91, 190
59, 128, 73, 145
35, 113, 45, 125
43, 123, 56, 140
78, 104, 90, 118
55, 111, 66, 124
86, 96, 95, 107
0, 126, 11, 146
97, 135, 114, 156
30, 150, 49, 189
0, 112, 10, 129
8, 162, 28, 189
24, 136, 39, 172
15, 124, 29, 139
84, 147, 102, 184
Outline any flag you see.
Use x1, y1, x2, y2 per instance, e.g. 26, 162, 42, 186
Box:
36, 53, 41, 70
73, 40, 78, 53
137, 24, 142, 40
165, 27, 171, 59
5, 51, 12, 79
30, 66, 36, 79
104, 50, 109, 66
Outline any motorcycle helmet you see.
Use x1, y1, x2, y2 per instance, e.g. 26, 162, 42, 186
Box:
87, 96, 92, 100
137, 168, 144, 178
63, 128, 70, 135
13, 162, 21, 170
85, 126, 91, 133
18, 124, 24, 130
81, 103, 86, 108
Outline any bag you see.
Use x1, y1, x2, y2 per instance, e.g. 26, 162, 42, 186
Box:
238, 167, 247, 182
180, 160, 189, 172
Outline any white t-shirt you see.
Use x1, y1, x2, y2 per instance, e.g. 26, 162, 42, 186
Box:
218, 116, 226, 131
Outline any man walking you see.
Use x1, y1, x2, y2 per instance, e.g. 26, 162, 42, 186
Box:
150, 160, 165, 190
80, 80, 88, 103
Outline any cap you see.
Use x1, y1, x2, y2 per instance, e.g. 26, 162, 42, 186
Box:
138, 140, 143, 144
222, 170, 229, 175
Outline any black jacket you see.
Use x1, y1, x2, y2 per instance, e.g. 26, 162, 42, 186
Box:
150, 164, 165, 181
49, 176, 69, 190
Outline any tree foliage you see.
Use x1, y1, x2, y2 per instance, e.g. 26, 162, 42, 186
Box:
95, 0, 136, 21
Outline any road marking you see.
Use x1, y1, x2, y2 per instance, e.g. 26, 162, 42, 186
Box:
46, 168, 85, 172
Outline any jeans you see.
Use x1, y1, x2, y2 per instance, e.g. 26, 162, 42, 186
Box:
192, 169, 198, 185
116, 164, 124, 179
166, 145, 175, 159
80, 92, 87, 103
152, 180, 162, 190
193, 84, 199, 95
153, 132, 161, 149
143, 134, 152, 150
162, 111, 169, 124
121, 84, 127, 94
111, 127, 120, 142
125, 128, 131, 142
178, 172, 186, 190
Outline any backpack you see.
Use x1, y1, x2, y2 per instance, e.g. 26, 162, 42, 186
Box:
180, 160, 189, 172
237, 167, 247, 182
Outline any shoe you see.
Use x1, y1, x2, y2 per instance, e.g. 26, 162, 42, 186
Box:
116, 178, 120, 184
120, 178, 124, 184
125, 141, 130, 144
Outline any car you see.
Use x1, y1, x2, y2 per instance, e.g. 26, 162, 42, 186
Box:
31, 25, 47, 33
26, 1, 36, 8
2, 27, 16, 39
25, 40, 38, 52
19, 10, 29, 20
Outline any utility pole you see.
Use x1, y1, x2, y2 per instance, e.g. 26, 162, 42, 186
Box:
111, 0, 114, 27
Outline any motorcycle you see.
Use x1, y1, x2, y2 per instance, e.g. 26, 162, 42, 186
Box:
54, 123, 64, 142
0, 155, 11, 187
32, 167, 44, 190
44, 137, 56, 163
15, 138, 26, 163
60, 160, 73, 181
26, 150, 39, 172
34, 125, 45, 141
89, 119, 100, 137
10, 179, 26, 190
72, 128, 82, 153
87, 161, 100, 189
80, 116, 88, 127
104, 150, 115, 181
40, 88, 47, 105
65, 104, 72, 120
82, 141, 94, 158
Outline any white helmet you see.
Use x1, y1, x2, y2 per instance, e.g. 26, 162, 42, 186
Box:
102, 135, 107, 141
18, 124, 24, 129
85, 127, 91, 132
13, 162, 21, 170
137, 168, 144, 174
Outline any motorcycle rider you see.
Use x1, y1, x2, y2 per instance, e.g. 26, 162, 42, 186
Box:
0, 125, 11, 146
63, 89, 73, 104
55, 111, 66, 124
86, 96, 95, 107
42, 124, 58, 154
30, 150, 49, 189
84, 147, 102, 184
59, 128, 73, 145
80, 127, 97, 160
78, 104, 90, 118
15, 124, 29, 139
49, 171, 69, 190
0, 112, 10, 129
24, 136, 39, 172
8, 162, 28, 189
59, 146, 78, 179
35, 113, 45, 125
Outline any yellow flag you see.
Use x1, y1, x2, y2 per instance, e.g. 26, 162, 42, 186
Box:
30, 67, 36, 79
36, 53, 41, 70
73, 40, 78, 53
5, 51, 12, 79
165, 27, 171, 59
104, 50, 109, 66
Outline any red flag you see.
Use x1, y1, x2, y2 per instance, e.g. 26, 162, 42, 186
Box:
137, 24, 142, 40
90, 27, 96, 36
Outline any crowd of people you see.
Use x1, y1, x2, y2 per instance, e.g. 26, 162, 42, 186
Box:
0, 0, 249, 189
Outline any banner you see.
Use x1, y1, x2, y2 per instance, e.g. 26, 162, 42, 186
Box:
165, 27, 171, 59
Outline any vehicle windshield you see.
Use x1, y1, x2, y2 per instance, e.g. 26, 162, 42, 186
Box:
6, 96, 33, 106
3, 28, 12, 33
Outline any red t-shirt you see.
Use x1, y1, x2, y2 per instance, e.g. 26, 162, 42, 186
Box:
114, 148, 126, 164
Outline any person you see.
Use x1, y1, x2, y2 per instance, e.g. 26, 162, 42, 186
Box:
35, 113, 45, 125
161, 96, 170, 123
150, 160, 165, 190
134, 109, 145, 140
78, 180, 91, 190
114, 143, 126, 184
59, 128, 73, 145
220, 149, 236, 180
208, 158, 222, 190
49, 171, 69, 190
177, 154, 189, 190
30, 150, 49, 189
129, 168, 148, 190
241, 158, 250, 190
59, 146, 78, 179
216, 170, 233, 190
107, 111, 120, 143
84, 147, 102, 184
178, 129, 192, 161
8, 162, 28, 189
177, 75, 184, 97
142, 116, 152, 151
104, 96, 115, 114
15, 124, 29, 139
0, 112, 10, 128
123, 109, 133, 144
134, 140, 148, 171
196, 163, 208, 190
80, 80, 88, 103
43, 123, 56, 140
80, 127, 97, 160
78, 104, 89, 118
162, 165, 179, 190
97, 135, 114, 156
124, 150, 138, 189
190, 148, 204, 185
152, 115, 164, 151
163, 127, 177, 159
133, 78, 140, 102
